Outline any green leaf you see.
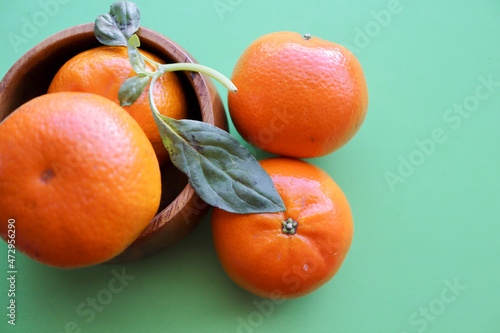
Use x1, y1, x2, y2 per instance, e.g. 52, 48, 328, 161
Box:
127, 34, 147, 74
118, 75, 150, 107
94, 1, 140, 46
95, 13, 127, 46
152, 114, 286, 214
110, 1, 141, 38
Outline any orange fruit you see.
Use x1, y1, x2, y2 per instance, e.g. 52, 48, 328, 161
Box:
211, 157, 353, 299
228, 31, 369, 158
0, 92, 162, 268
48, 45, 189, 165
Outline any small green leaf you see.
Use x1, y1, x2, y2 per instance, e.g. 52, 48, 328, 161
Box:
152, 114, 286, 214
128, 33, 140, 48
94, 1, 140, 46
127, 34, 147, 74
110, 1, 141, 39
95, 13, 127, 46
118, 75, 150, 107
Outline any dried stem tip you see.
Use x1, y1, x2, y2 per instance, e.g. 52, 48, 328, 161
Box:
281, 218, 298, 235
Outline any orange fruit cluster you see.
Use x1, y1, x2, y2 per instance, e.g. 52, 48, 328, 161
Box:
0, 42, 188, 268
212, 31, 368, 298
1, 28, 365, 302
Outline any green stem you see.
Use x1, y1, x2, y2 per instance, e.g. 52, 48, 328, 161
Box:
148, 70, 165, 118
134, 69, 156, 77
148, 62, 237, 128
141, 54, 161, 68
157, 63, 237, 93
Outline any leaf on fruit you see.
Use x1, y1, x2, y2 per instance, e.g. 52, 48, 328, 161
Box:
117, 35, 151, 107
152, 113, 286, 214
127, 34, 147, 74
118, 75, 150, 107
94, 1, 141, 46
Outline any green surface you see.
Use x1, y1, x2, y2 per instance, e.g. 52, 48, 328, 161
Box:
1, 0, 499, 332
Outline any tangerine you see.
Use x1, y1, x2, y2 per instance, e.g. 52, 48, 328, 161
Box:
48, 45, 189, 165
228, 31, 368, 158
211, 157, 353, 299
0, 92, 162, 268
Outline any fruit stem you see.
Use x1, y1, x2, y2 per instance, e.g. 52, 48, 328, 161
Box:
303, 33, 312, 40
157, 63, 237, 93
282, 218, 298, 235
141, 54, 161, 68
148, 61, 238, 117
147, 62, 238, 146
149, 70, 165, 118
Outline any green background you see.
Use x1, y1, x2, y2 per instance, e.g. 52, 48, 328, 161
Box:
1, 0, 499, 332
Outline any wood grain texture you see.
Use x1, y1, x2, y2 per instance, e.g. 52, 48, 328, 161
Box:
0, 23, 228, 263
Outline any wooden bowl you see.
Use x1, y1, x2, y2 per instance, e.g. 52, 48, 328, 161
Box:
0, 23, 228, 263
